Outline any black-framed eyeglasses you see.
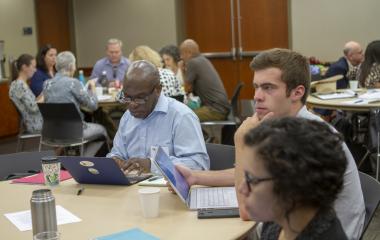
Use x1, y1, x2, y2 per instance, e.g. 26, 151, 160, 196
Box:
244, 170, 274, 192
116, 85, 157, 105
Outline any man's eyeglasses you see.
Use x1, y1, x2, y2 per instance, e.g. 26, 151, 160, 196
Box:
244, 171, 274, 192
116, 86, 156, 105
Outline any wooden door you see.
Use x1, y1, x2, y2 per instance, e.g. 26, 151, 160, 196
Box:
35, 0, 72, 51
184, 0, 289, 99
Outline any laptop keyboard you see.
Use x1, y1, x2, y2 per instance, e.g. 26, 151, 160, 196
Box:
193, 187, 238, 209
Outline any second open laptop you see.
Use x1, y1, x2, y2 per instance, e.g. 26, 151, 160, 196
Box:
153, 147, 238, 210
59, 156, 151, 185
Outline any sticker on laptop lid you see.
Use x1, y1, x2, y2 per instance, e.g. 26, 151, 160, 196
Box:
88, 168, 99, 175
80, 160, 94, 167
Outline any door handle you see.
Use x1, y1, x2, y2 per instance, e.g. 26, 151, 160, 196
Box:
230, 0, 236, 60
236, 0, 243, 60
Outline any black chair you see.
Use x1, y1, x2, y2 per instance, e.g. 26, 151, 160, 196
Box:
38, 103, 88, 156
359, 171, 380, 238
201, 82, 244, 144
206, 143, 235, 170
0, 150, 55, 180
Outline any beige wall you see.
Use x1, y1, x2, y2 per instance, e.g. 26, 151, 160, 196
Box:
73, 0, 178, 68
0, 0, 38, 77
290, 0, 380, 61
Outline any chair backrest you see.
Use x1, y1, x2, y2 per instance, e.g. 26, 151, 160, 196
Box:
206, 143, 235, 170
38, 103, 83, 143
0, 150, 55, 180
359, 171, 380, 237
230, 82, 244, 119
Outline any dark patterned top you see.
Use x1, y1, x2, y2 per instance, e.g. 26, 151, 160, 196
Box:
159, 68, 184, 97
260, 209, 347, 240
9, 79, 43, 133
364, 63, 380, 88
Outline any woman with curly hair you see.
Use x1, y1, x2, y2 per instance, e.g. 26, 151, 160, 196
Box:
358, 40, 380, 88
239, 117, 347, 239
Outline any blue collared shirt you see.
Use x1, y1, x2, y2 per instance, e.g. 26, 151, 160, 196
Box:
107, 93, 210, 174
90, 57, 130, 82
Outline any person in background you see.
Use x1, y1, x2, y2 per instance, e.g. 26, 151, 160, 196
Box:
129, 45, 185, 102
9, 54, 43, 133
180, 39, 230, 121
30, 44, 57, 97
358, 40, 380, 88
239, 117, 347, 239
108, 60, 209, 175
90, 38, 130, 87
325, 41, 364, 89
173, 48, 365, 240
43, 51, 108, 143
159, 44, 184, 87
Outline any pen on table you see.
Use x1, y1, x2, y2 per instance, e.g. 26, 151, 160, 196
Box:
148, 176, 162, 182
77, 186, 85, 195
353, 99, 364, 104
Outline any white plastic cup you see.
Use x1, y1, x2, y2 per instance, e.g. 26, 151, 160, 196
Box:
138, 188, 160, 218
349, 80, 359, 90
95, 87, 103, 96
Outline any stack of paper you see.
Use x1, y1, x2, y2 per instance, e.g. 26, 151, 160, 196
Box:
314, 90, 356, 100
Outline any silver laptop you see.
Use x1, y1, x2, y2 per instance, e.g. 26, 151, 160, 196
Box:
153, 147, 238, 210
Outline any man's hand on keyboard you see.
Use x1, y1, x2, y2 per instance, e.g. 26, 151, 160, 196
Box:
122, 158, 151, 176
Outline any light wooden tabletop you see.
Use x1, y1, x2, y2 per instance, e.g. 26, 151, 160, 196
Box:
0, 179, 254, 240
307, 91, 380, 112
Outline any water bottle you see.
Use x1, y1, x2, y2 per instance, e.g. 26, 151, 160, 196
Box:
31, 189, 58, 236
98, 70, 108, 87
78, 70, 86, 86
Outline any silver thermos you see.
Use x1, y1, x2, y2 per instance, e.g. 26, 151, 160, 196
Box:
30, 189, 58, 236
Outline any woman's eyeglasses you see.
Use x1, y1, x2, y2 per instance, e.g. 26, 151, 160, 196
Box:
244, 170, 274, 192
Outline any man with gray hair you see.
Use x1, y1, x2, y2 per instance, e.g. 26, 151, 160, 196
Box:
107, 60, 209, 174
90, 38, 130, 87
325, 41, 364, 89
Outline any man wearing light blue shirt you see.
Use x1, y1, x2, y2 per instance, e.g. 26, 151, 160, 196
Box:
107, 60, 209, 174
90, 38, 130, 87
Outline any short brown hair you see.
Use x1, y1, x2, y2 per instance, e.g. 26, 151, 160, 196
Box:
250, 48, 310, 104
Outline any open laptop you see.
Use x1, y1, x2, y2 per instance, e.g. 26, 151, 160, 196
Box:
59, 156, 151, 185
153, 147, 238, 210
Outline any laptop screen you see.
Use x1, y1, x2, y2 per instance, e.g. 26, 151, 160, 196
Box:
153, 147, 190, 203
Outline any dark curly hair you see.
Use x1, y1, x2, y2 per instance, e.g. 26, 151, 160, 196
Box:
36, 44, 56, 74
359, 40, 380, 87
159, 44, 181, 64
243, 117, 346, 215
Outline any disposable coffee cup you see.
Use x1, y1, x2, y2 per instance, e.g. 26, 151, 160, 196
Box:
138, 188, 160, 218
349, 80, 359, 90
41, 157, 60, 186
95, 86, 103, 96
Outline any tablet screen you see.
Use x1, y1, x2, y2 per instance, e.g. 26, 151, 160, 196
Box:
153, 147, 190, 203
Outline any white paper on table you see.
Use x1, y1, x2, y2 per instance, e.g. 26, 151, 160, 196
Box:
358, 90, 380, 100
97, 95, 112, 101
4, 205, 82, 232
314, 90, 356, 100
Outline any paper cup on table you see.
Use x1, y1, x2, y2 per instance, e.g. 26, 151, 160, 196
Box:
95, 87, 103, 96
349, 80, 359, 90
138, 188, 160, 218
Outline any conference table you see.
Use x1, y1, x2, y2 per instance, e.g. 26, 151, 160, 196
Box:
0, 179, 254, 239
307, 91, 380, 112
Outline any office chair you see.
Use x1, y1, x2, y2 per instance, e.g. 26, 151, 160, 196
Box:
38, 103, 88, 156
201, 82, 244, 144
0, 150, 55, 180
358, 171, 380, 239
206, 143, 235, 170
16, 117, 41, 152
